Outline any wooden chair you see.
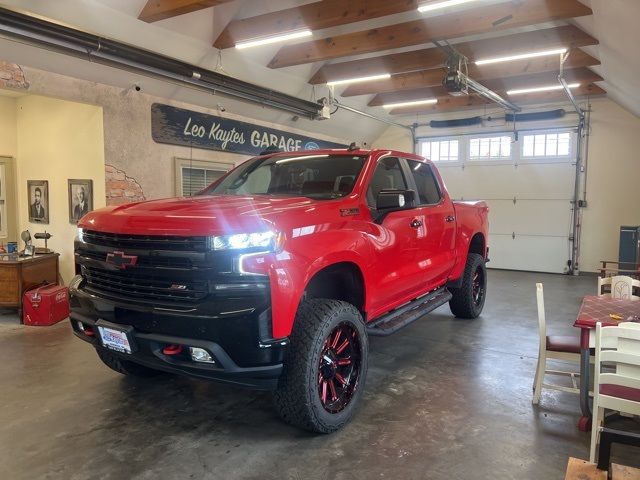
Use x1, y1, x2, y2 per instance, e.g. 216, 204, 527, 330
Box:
533, 283, 586, 404
597, 275, 640, 301
589, 322, 640, 463
599, 261, 640, 279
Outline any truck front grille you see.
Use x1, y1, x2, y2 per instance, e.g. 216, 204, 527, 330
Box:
83, 266, 208, 304
82, 230, 209, 252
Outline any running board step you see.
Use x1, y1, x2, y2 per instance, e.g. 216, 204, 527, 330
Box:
366, 288, 452, 337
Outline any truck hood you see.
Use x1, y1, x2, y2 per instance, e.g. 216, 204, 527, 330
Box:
79, 195, 316, 236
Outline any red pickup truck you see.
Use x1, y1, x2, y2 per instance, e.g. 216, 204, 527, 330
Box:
69, 148, 488, 433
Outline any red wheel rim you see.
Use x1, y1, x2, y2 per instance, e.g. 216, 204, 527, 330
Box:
317, 322, 362, 414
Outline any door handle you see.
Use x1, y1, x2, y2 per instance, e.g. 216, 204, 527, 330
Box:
410, 219, 423, 228
445, 215, 455, 223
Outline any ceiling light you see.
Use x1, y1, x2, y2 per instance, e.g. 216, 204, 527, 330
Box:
507, 83, 580, 95
475, 48, 568, 65
327, 73, 391, 87
235, 30, 312, 50
418, 0, 480, 13
382, 98, 438, 108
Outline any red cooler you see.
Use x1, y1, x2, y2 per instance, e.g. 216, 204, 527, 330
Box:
23, 284, 70, 326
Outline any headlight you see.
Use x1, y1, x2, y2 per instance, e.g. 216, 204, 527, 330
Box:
77, 227, 85, 243
211, 231, 276, 251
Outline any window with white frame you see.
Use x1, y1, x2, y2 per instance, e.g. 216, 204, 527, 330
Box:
174, 158, 232, 197
522, 132, 571, 158
469, 135, 512, 161
420, 139, 459, 162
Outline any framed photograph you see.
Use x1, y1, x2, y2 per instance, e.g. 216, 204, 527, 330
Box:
68, 179, 93, 224
27, 180, 49, 224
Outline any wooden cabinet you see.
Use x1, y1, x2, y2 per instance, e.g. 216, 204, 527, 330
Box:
0, 253, 60, 319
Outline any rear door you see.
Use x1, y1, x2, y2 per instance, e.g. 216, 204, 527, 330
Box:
404, 159, 457, 289
365, 156, 426, 313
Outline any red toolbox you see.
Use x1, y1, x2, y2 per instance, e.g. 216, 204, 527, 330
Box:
23, 284, 70, 326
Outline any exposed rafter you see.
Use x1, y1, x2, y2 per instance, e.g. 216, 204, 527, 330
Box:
268, 0, 593, 68
310, 25, 598, 85
138, 0, 231, 23
214, 0, 420, 49
387, 84, 606, 115
342, 59, 601, 98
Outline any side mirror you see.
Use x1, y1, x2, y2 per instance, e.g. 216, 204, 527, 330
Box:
376, 190, 416, 210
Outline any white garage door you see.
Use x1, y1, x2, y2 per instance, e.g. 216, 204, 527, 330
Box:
420, 130, 577, 273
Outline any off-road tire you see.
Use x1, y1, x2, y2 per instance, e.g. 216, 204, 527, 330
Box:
449, 253, 487, 319
273, 299, 368, 433
96, 348, 162, 377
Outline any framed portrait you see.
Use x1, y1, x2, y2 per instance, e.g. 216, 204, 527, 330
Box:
27, 180, 49, 224
68, 179, 93, 224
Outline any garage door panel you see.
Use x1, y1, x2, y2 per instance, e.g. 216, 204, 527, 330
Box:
488, 234, 569, 273
486, 199, 572, 237
440, 163, 575, 199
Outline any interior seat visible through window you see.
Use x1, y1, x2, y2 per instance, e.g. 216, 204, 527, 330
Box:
367, 157, 408, 208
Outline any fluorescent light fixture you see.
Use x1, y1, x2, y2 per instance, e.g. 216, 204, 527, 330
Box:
235, 30, 312, 50
507, 83, 580, 95
418, 0, 480, 13
475, 48, 568, 66
382, 98, 438, 109
327, 73, 391, 87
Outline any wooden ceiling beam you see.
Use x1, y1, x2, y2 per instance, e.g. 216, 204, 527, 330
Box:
268, 0, 593, 68
343, 53, 599, 98
214, 0, 420, 50
139, 0, 231, 23
368, 68, 602, 107
310, 25, 598, 84
387, 84, 606, 115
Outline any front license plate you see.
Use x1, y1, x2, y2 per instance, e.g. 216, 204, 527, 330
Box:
98, 326, 132, 354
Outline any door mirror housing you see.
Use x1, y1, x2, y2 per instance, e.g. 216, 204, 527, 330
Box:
376, 190, 416, 210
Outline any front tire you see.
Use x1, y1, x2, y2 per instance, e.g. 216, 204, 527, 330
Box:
273, 299, 368, 433
449, 253, 487, 319
96, 348, 162, 377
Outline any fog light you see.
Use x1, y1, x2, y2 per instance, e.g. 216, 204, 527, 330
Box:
190, 347, 215, 364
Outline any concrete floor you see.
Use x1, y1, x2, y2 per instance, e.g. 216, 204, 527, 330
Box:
1, 270, 639, 480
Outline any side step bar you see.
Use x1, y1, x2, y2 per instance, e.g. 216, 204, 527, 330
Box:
366, 288, 452, 337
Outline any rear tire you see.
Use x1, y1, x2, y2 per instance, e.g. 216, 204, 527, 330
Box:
96, 348, 161, 377
273, 299, 368, 433
449, 253, 487, 319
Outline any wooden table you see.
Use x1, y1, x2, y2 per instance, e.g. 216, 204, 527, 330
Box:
573, 295, 640, 431
0, 253, 60, 320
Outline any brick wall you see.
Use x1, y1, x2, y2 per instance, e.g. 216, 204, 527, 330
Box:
105, 164, 145, 206
0, 61, 29, 90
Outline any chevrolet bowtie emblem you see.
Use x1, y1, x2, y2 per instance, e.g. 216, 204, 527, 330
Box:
106, 251, 138, 269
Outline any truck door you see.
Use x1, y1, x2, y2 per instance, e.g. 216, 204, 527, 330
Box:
365, 156, 428, 314
404, 159, 457, 290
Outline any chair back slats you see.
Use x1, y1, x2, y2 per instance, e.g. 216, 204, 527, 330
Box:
600, 351, 640, 367
595, 323, 640, 394
598, 275, 640, 300
600, 327, 640, 341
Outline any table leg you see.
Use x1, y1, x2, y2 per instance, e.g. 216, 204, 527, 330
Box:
578, 328, 592, 432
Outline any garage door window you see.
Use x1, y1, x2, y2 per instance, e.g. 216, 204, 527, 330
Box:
420, 139, 459, 163
469, 136, 511, 161
406, 159, 442, 205
522, 132, 571, 158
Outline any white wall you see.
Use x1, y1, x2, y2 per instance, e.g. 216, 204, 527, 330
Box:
580, 98, 640, 272
15, 95, 106, 283
373, 97, 640, 273
0, 96, 17, 157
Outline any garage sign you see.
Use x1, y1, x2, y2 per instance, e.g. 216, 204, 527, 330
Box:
151, 103, 346, 155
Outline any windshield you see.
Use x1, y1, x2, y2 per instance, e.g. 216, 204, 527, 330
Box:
200, 154, 367, 200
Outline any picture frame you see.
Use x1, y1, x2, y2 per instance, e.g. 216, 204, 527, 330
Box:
68, 179, 93, 224
27, 180, 49, 224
